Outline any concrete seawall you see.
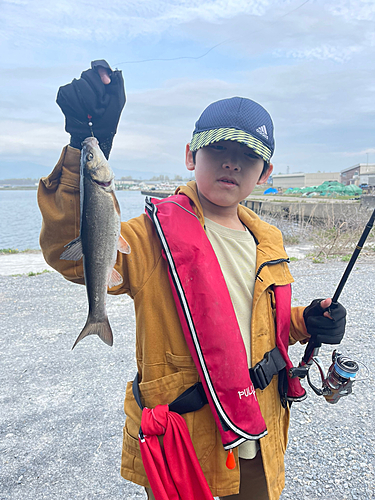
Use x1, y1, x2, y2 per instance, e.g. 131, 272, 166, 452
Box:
141, 190, 175, 199
240, 196, 358, 222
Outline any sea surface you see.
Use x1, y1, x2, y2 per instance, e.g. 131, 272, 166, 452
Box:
0, 189, 147, 251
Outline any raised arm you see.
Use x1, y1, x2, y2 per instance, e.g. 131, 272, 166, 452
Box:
56, 59, 125, 159
38, 60, 126, 283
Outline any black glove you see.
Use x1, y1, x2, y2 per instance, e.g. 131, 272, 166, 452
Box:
303, 299, 346, 345
56, 60, 126, 159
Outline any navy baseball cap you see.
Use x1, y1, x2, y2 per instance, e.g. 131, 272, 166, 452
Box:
190, 97, 274, 162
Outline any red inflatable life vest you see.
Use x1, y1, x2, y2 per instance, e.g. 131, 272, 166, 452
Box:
145, 193, 306, 450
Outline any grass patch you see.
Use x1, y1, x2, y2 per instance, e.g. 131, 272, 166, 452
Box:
0, 248, 38, 255
11, 269, 51, 277
27, 270, 51, 277
283, 235, 300, 245
251, 204, 375, 261
0, 248, 20, 254
289, 257, 299, 262
312, 256, 325, 264
341, 255, 351, 262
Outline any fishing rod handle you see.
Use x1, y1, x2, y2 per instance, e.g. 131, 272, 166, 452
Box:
289, 340, 321, 379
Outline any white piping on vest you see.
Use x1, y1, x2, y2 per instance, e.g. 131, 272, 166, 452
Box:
146, 198, 268, 443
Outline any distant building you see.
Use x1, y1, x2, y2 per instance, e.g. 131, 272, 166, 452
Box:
305, 172, 341, 186
340, 164, 375, 186
272, 172, 340, 189
271, 173, 305, 189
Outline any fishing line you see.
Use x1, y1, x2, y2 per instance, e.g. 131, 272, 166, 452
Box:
113, 0, 311, 66
114, 39, 232, 65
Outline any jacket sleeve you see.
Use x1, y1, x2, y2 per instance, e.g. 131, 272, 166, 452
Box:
289, 306, 310, 345
38, 146, 84, 284
38, 146, 161, 298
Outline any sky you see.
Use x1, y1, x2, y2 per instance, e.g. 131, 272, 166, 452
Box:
1, 0, 375, 179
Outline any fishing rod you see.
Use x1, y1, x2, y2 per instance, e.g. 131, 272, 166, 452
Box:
289, 207, 375, 403
332, 207, 375, 302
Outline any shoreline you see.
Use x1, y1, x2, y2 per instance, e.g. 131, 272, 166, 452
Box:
0, 250, 56, 276
1, 246, 374, 277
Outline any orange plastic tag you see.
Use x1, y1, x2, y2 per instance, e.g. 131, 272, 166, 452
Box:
226, 449, 236, 469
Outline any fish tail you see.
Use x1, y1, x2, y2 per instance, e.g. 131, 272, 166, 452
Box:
72, 317, 113, 349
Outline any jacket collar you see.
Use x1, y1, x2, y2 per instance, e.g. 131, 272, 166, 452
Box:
175, 181, 289, 265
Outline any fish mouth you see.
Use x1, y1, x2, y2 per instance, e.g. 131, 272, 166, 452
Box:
93, 179, 112, 188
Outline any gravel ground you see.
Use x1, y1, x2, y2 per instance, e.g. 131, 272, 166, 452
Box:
0, 252, 55, 276
0, 257, 374, 500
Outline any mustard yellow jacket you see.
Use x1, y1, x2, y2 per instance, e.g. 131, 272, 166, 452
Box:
38, 146, 309, 499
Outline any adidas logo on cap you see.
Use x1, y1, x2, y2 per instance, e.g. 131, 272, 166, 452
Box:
256, 125, 268, 140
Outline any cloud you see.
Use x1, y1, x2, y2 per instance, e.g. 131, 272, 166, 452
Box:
2, 0, 374, 54
174, 0, 375, 66
1, 0, 375, 177
1, 0, 271, 42
342, 148, 375, 158
327, 0, 375, 22
274, 44, 362, 63
0, 120, 68, 158
94, 77, 237, 172
2, 57, 375, 175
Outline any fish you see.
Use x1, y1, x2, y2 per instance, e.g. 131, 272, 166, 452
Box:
60, 137, 130, 349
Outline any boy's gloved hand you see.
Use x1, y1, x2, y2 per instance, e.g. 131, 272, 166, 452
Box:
56, 60, 126, 159
303, 298, 346, 345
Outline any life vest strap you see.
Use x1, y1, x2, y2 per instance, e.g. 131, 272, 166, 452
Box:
250, 347, 286, 391
132, 347, 287, 418
132, 372, 209, 414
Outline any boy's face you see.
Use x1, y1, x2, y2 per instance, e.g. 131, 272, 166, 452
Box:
185, 140, 273, 212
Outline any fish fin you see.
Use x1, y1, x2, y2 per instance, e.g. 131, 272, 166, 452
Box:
60, 236, 83, 261
111, 191, 121, 216
108, 268, 123, 288
72, 317, 113, 349
118, 234, 131, 254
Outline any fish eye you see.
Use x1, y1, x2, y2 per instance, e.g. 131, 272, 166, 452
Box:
87, 152, 94, 161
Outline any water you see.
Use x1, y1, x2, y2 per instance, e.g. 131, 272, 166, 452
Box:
1, 189, 313, 257
0, 189, 147, 251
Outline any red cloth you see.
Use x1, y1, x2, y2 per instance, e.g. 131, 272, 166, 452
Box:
274, 285, 306, 400
139, 405, 213, 500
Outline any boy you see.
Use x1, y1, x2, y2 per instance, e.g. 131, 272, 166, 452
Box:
38, 61, 346, 500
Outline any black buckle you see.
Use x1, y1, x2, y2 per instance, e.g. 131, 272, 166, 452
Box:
250, 347, 286, 391
132, 373, 208, 415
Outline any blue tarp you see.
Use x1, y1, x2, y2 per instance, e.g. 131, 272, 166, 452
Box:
264, 187, 278, 194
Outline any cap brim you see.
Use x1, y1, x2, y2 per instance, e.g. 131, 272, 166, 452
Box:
189, 128, 272, 162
